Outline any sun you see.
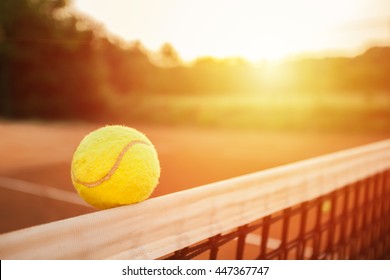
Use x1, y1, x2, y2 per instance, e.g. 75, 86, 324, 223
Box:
74, 0, 390, 63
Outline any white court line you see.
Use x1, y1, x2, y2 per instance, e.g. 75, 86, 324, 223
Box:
0, 176, 91, 207
245, 233, 313, 258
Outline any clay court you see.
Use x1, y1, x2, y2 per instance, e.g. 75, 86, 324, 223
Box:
1, 120, 389, 237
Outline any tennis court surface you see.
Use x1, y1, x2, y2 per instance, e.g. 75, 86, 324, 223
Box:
0, 137, 389, 259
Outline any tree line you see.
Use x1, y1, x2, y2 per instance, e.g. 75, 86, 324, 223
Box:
1, 0, 389, 121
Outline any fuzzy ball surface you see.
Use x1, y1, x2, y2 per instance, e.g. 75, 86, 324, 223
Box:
71, 125, 160, 209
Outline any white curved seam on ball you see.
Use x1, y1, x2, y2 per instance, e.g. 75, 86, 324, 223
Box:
72, 140, 151, 188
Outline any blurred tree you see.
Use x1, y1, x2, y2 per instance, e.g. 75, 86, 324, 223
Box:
155, 43, 181, 68
0, 0, 113, 119
0, 0, 163, 121
1, 0, 389, 123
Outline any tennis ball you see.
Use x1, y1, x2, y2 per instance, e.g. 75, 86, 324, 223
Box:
71, 125, 160, 209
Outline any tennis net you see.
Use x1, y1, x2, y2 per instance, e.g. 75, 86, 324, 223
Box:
0, 140, 389, 259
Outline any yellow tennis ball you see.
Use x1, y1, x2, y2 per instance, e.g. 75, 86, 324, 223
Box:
71, 125, 160, 209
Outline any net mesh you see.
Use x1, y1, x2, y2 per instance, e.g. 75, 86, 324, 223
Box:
163, 169, 390, 260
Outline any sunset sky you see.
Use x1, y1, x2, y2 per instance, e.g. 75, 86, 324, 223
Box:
73, 0, 390, 62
